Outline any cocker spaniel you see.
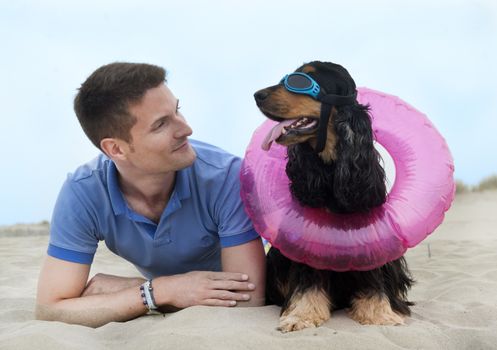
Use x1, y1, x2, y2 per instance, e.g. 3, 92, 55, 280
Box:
254, 61, 414, 332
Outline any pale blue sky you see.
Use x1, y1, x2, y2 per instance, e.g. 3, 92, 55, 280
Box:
1, 0, 496, 225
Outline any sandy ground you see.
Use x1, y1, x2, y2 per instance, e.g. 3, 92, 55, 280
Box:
1, 190, 496, 349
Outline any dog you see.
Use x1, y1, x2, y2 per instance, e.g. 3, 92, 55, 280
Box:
254, 61, 414, 332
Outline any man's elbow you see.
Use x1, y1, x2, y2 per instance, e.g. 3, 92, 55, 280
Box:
35, 292, 67, 321
34, 303, 107, 328
35, 303, 57, 322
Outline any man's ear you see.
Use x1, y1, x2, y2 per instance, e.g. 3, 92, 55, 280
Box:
100, 138, 128, 160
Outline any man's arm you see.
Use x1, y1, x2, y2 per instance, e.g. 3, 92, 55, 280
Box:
221, 237, 266, 306
36, 256, 256, 327
36, 256, 148, 327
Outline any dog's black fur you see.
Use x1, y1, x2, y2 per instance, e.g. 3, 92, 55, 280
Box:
254, 61, 414, 330
286, 103, 385, 214
265, 248, 414, 316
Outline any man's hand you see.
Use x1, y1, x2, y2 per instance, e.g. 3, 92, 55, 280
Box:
154, 271, 255, 308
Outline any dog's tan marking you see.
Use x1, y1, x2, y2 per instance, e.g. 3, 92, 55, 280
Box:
268, 88, 321, 118
260, 87, 340, 161
317, 126, 338, 163
277, 279, 290, 299
348, 294, 405, 325
317, 107, 338, 163
278, 288, 331, 332
260, 87, 321, 147
301, 65, 316, 74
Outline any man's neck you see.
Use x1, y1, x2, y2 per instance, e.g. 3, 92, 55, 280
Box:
116, 166, 176, 223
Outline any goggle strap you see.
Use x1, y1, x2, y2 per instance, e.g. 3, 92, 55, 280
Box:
315, 103, 332, 154
319, 92, 357, 106
314, 92, 357, 153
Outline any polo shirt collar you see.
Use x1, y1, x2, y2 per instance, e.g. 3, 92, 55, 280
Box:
107, 160, 127, 216
174, 167, 191, 201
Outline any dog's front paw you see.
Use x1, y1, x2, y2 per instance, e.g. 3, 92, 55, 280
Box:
277, 288, 332, 332
348, 294, 406, 326
348, 308, 405, 325
278, 314, 325, 333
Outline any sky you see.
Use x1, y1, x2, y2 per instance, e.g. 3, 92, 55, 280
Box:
0, 0, 496, 225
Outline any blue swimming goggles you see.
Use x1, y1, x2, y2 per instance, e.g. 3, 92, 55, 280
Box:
281, 72, 357, 106
280, 71, 358, 153
280, 72, 322, 99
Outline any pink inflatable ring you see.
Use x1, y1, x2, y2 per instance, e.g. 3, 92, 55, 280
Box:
240, 87, 455, 271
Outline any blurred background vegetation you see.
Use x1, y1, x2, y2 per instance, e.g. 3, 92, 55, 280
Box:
456, 175, 497, 194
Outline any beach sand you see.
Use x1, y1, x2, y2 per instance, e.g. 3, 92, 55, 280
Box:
1, 190, 496, 349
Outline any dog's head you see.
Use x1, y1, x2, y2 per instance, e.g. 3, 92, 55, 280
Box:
254, 61, 357, 162
254, 61, 386, 213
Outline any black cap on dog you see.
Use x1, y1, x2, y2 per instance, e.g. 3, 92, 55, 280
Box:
298, 61, 357, 98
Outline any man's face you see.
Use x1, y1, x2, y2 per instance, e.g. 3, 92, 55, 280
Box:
122, 84, 196, 175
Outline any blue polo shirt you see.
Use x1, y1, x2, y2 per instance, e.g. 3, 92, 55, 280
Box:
47, 140, 259, 279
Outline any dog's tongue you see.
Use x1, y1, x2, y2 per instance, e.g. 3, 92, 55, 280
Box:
261, 119, 298, 151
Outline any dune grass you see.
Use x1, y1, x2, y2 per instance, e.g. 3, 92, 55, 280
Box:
455, 180, 471, 194
476, 175, 497, 192
455, 175, 497, 194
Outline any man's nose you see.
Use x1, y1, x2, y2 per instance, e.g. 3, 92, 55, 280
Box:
174, 116, 193, 138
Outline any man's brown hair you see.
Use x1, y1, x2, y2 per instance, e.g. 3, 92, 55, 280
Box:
74, 62, 166, 150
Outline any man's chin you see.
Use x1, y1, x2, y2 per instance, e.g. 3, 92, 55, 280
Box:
177, 145, 196, 168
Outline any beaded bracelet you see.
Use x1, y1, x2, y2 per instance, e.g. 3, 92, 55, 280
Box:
140, 280, 158, 310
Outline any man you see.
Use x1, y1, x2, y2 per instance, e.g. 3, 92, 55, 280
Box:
36, 62, 266, 327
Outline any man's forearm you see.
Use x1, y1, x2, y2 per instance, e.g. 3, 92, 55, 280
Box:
36, 270, 258, 327
221, 238, 266, 307
36, 283, 148, 328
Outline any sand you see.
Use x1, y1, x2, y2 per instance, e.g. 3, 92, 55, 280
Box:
1, 190, 497, 349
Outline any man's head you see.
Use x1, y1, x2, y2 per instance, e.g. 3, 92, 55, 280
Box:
75, 62, 196, 175
74, 62, 166, 150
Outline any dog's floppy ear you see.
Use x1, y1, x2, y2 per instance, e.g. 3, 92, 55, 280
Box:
331, 104, 387, 212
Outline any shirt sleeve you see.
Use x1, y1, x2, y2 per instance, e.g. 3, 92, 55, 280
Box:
48, 178, 99, 264
214, 157, 260, 248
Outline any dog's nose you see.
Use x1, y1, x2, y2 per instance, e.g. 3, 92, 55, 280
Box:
254, 90, 269, 101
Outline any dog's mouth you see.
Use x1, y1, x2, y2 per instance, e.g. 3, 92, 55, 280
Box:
262, 116, 319, 151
